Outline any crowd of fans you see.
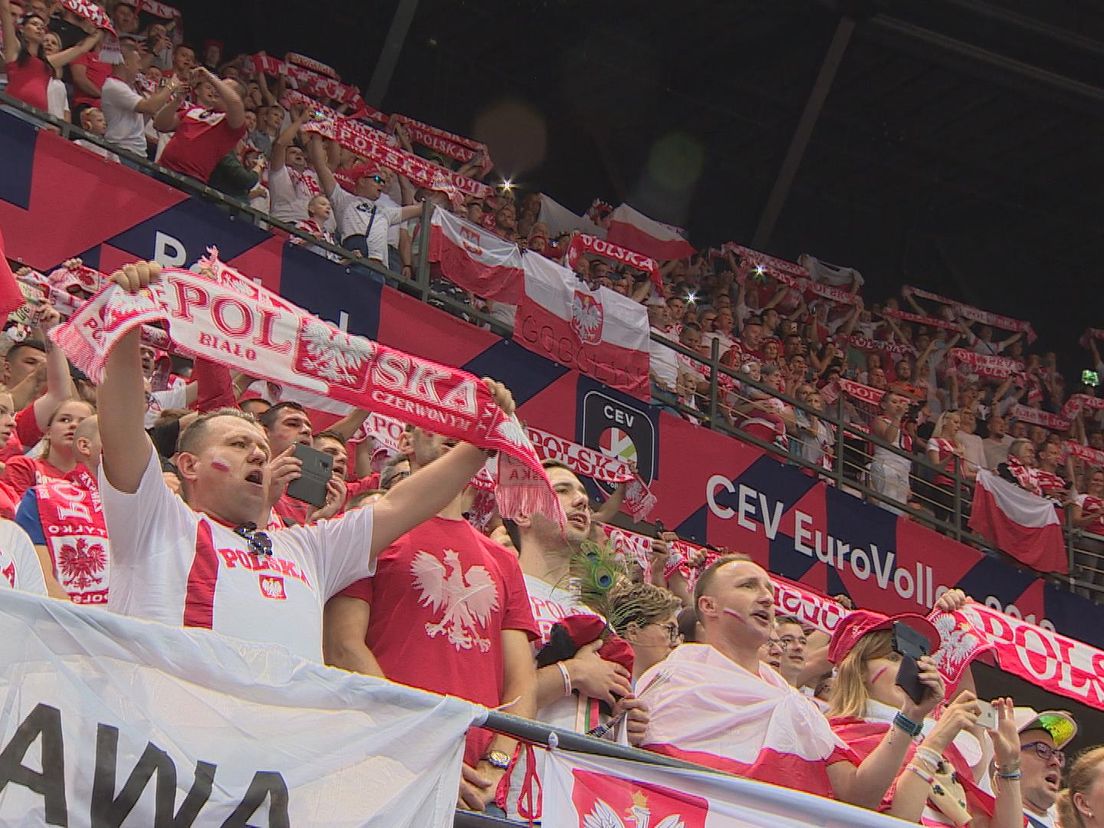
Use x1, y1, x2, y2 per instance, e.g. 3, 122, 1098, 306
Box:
3, 1, 1104, 825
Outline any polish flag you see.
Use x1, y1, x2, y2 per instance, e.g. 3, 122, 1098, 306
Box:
513, 253, 650, 399
537, 194, 606, 239
639, 644, 856, 798
969, 469, 1067, 574
606, 203, 695, 262
427, 208, 523, 303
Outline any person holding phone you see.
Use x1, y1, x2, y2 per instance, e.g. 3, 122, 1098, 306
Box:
828, 601, 1024, 827
92, 260, 520, 665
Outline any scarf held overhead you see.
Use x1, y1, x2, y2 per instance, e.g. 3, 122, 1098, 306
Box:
50, 253, 563, 526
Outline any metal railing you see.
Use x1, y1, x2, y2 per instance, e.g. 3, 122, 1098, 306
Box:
0, 93, 1089, 597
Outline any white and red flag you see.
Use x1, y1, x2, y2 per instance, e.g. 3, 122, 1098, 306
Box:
427, 208, 523, 303
969, 469, 1067, 574
639, 643, 854, 797
543, 747, 900, 828
513, 253, 650, 399
606, 203, 694, 261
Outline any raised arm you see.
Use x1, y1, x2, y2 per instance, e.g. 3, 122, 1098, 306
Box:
97, 262, 161, 492
268, 108, 308, 171
49, 23, 102, 70
306, 134, 338, 197
369, 380, 514, 558
30, 306, 75, 430
0, 0, 17, 65
196, 67, 244, 129
152, 83, 186, 132
132, 75, 180, 117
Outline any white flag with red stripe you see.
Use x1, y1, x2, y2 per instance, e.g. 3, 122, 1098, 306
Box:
543, 747, 902, 828
968, 469, 1067, 574
606, 203, 695, 261
427, 208, 523, 303
513, 253, 650, 399
639, 644, 853, 798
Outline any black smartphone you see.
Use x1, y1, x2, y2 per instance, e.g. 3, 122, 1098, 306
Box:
893, 620, 931, 705
286, 443, 333, 508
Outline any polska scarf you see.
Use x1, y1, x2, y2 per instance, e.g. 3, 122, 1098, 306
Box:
36, 466, 109, 605
565, 233, 660, 288
50, 251, 563, 526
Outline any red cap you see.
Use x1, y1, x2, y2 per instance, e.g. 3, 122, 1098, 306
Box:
828, 609, 940, 665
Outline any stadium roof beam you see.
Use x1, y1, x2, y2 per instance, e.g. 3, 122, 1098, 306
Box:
752, 15, 856, 249
365, 0, 420, 108
864, 14, 1104, 112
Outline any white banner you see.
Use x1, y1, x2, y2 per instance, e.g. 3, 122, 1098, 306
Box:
0, 590, 481, 826
543, 749, 906, 828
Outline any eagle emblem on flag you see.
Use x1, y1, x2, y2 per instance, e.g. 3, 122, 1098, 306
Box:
571, 290, 604, 346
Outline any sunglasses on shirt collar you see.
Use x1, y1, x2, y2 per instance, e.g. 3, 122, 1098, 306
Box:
234, 523, 273, 557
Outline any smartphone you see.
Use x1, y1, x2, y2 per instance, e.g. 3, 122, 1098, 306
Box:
1083, 369, 1100, 387
976, 700, 997, 731
893, 620, 932, 705
286, 443, 333, 507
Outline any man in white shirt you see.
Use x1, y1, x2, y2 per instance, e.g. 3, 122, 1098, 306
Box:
97, 261, 515, 662
98, 37, 178, 157
267, 108, 334, 231
0, 519, 47, 596
306, 135, 422, 265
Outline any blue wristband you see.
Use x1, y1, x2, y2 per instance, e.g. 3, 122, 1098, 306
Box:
893, 712, 923, 738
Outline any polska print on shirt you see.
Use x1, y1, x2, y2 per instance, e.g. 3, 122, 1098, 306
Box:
411, 548, 500, 652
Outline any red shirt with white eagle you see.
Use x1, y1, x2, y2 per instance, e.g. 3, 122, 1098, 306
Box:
100, 452, 376, 662
337, 516, 536, 764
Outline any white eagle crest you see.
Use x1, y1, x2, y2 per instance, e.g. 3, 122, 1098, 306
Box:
931, 613, 985, 676
583, 798, 684, 828
410, 548, 499, 652
298, 319, 375, 385
571, 290, 604, 345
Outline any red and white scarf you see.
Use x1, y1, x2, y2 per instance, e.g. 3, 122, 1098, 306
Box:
1010, 404, 1070, 432
882, 307, 959, 332
390, 114, 494, 174
60, 0, 116, 33
902, 286, 1036, 343
524, 425, 656, 521
50, 251, 562, 525
36, 466, 110, 606
837, 377, 886, 407
949, 348, 1024, 380
931, 601, 1104, 714
566, 233, 660, 287
1062, 393, 1104, 421
1063, 441, 1104, 469
286, 52, 339, 80
1004, 455, 1041, 495
843, 334, 915, 356
954, 302, 1037, 344
286, 92, 494, 199
135, 0, 181, 22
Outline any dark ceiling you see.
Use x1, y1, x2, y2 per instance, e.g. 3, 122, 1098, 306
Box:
185, 0, 1104, 370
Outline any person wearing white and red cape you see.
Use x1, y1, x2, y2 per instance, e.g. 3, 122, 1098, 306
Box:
90, 260, 521, 663
826, 605, 1024, 827
641, 554, 949, 807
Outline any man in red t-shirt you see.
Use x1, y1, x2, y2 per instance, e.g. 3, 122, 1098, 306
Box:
154, 66, 246, 183
324, 426, 538, 814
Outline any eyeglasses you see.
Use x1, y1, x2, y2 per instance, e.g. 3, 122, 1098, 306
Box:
652, 622, 682, 644
234, 523, 273, 557
1022, 741, 1066, 767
